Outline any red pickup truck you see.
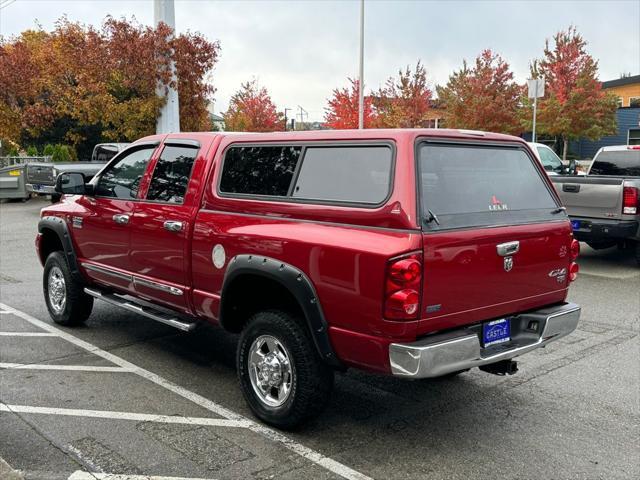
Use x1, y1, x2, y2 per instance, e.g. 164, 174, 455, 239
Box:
36, 129, 581, 428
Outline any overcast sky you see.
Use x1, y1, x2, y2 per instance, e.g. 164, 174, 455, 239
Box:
1, 0, 639, 121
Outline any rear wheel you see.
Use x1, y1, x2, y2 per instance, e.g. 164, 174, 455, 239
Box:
237, 310, 334, 429
635, 241, 640, 267
43, 251, 93, 326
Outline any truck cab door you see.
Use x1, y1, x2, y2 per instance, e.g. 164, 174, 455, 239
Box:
128, 140, 204, 313
74, 145, 157, 292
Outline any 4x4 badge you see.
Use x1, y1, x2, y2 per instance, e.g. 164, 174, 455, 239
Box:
504, 256, 513, 272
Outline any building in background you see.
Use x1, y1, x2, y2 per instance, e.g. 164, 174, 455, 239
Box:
210, 113, 225, 131
571, 74, 640, 158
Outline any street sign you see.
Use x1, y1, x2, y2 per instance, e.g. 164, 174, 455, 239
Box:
527, 78, 545, 99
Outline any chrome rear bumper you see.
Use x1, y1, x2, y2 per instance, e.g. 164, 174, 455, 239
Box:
389, 302, 581, 378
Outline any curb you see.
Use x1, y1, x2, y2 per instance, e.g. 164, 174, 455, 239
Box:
0, 457, 23, 480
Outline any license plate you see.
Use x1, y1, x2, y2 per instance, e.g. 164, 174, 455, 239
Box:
483, 318, 511, 347
570, 220, 581, 230
33, 184, 44, 191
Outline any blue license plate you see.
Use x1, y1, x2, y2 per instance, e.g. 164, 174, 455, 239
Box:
33, 184, 44, 191
571, 220, 581, 230
483, 318, 511, 347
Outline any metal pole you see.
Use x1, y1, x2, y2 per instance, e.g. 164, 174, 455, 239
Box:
154, 0, 180, 134
358, 0, 365, 129
532, 92, 538, 143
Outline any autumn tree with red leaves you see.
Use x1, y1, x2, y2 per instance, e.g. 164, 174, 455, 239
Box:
437, 49, 522, 134
0, 17, 219, 158
374, 61, 432, 128
529, 26, 617, 160
324, 78, 378, 129
223, 80, 284, 132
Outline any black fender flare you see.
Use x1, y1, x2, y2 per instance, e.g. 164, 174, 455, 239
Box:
38, 216, 83, 282
220, 254, 342, 368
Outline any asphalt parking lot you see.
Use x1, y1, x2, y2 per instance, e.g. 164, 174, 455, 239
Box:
1, 197, 639, 480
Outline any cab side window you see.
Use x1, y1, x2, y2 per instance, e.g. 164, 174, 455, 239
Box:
146, 145, 199, 203
96, 148, 155, 199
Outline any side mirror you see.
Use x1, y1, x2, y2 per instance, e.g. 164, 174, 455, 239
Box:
55, 172, 88, 195
568, 159, 577, 175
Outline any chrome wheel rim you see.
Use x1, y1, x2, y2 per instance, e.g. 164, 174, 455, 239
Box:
47, 266, 66, 314
248, 335, 293, 408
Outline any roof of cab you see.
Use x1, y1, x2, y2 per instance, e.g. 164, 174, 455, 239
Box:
136, 128, 526, 145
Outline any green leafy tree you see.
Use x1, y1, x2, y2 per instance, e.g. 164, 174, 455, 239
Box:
26, 145, 39, 156
529, 26, 618, 160
43, 144, 55, 157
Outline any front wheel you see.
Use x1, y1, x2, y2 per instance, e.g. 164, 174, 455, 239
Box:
43, 251, 93, 326
237, 310, 334, 429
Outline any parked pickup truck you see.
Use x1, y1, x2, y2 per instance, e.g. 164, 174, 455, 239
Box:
36, 129, 581, 428
551, 145, 640, 265
26, 143, 129, 200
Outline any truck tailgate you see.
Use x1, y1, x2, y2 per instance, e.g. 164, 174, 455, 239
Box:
26, 163, 55, 185
551, 176, 624, 219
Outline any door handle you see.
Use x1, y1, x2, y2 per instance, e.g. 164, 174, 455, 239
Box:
112, 214, 130, 225
497, 241, 520, 257
163, 220, 184, 232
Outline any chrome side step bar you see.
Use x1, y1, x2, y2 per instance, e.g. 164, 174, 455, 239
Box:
84, 288, 198, 332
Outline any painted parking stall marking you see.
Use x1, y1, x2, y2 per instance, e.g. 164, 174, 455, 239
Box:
0, 363, 134, 372
0, 404, 250, 428
0, 331, 57, 337
0, 302, 373, 480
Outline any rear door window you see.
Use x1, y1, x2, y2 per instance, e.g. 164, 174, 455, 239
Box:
146, 145, 198, 203
418, 143, 559, 231
590, 150, 640, 176
292, 146, 392, 204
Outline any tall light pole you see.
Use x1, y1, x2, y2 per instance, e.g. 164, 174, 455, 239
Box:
154, 0, 180, 133
358, 0, 365, 129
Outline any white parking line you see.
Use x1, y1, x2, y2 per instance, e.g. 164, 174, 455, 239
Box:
68, 471, 214, 480
0, 332, 57, 337
0, 363, 134, 372
0, 403, 250, 428
0, 302, 373, 480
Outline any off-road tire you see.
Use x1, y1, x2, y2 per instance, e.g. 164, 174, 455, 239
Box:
43, 251, 93, 326
237, 310, 334, 429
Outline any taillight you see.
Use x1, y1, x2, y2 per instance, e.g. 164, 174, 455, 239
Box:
569, 262, 579, 282
570, 239, 580, 261
384, 253, 422, 320
623, 187, 639, 215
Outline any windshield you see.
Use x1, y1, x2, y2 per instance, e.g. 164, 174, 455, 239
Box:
590, 150, 640, 176
418, 143, 559, 231
536, 145, 563, 173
